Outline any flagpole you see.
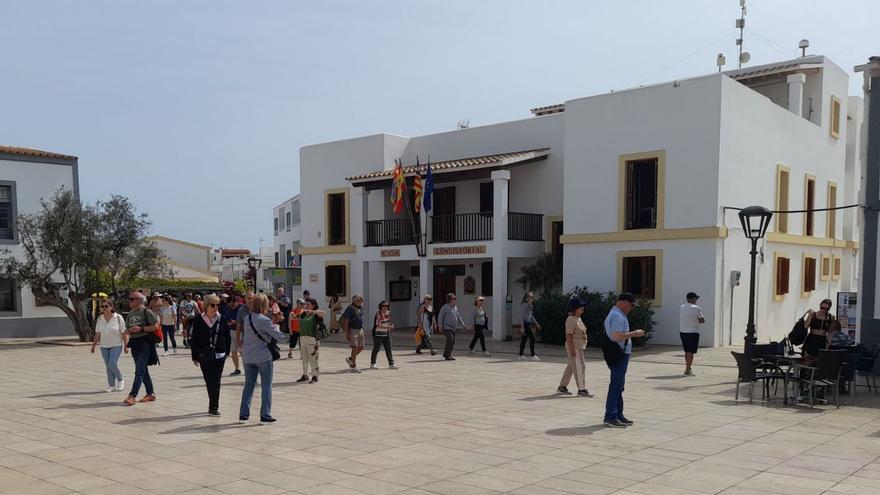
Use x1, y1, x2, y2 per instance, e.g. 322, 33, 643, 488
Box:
399, 157, 423, 256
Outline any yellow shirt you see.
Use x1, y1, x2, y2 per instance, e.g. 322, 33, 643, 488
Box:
565, 315, 588, 346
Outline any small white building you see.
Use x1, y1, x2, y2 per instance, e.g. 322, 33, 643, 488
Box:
147, 235, 218, 282
0, 146, 79, 337
297, 54, 861, 346
269, 195, 302, 295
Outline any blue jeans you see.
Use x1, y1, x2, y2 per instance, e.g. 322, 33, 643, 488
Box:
239, 360, 273, 419
129, 337, 154, 397
604, 354, 630, 421
100, 346, 123, 387
162, 325, 177, 351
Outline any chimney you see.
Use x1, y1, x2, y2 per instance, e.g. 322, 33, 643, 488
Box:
786, 73, 806, 117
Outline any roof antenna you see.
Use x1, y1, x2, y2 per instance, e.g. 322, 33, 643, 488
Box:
735, 0, 750, 68
457, 120, 470, 130
798, 39, 810, 57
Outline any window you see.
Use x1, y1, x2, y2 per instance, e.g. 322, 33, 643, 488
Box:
827, 182, 837, 238
550, 221, 564, 260
821, 255, 831, 281
325, 264, 347, 298
479, 182, 493, 214
621, 256, 656, 300
286, 212, 291, 231
623, 157, 659, 230
775, 165, 790, 233
290, 201, 301, 225
802, 256, 817, 296
804, 175, 816, 236
833, 256, 842, 280
0, 184, 13, 242
273, 218, 279, 235
279, 244, 286, 267
327, 191, 347, 246
0, 278, 18, 314
774, 254, 790, 301
274, 252, 279, 267
830, 95, 841, 139
481, 261, 492, 297
286, 250, 292, 267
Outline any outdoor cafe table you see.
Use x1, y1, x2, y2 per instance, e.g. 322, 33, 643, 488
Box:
762, 355, 812, 405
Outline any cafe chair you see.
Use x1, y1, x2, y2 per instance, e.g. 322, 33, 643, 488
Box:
855, 343, 880, 393
801, 349, 846, 408
731, 352, 786, 403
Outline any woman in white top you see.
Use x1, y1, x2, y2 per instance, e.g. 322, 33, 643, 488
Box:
469, 296, 490, 356
159, 295, 178, 356
90, 299, 128, 392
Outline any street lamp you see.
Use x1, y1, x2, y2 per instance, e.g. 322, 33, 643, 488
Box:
738, 206, 773, 346
246, 255, 262, 290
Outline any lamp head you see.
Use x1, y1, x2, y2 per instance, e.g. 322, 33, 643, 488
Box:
738, 205, 773, 240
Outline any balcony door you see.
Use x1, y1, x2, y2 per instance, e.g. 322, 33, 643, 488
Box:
433, 187, 455, 242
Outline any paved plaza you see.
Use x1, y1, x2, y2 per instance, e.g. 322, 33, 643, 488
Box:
2, 336, 880, 495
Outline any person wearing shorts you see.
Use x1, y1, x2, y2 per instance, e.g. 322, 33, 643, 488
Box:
342, 295, 365, 373
679, 292, 705, 377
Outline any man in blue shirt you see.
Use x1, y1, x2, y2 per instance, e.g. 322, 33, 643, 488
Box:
603, 293, 645, 428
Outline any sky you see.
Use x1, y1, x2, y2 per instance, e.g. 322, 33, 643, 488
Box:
2, 0, 878, 250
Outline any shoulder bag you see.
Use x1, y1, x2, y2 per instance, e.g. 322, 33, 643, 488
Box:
314, 316, 330, 341
601, 332, 628, 366
248, 315, 281, 361
788, 312, 810, 346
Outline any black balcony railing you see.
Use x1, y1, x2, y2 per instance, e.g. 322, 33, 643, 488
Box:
508, 212, 544, 241
431, 212, 493, 243
364, 218, 421, 247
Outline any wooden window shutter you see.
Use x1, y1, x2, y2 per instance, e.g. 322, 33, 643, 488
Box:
776, 257, 790, 295
833, 257, 842, 278
804, 257, 817, 293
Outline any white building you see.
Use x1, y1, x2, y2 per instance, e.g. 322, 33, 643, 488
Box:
147, 235, 218, 282
297, 54, 861, 346
269, 195, 302, 294
0, 146, 79, 337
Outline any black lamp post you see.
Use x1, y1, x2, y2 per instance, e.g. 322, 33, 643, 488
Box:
246, 255, 262, 290
738, 206, 773, 346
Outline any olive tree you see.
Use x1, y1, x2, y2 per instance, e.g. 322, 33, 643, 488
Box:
0, 189, 165, 341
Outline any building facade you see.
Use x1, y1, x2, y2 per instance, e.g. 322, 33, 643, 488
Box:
147, 235, 218, 282
297, 55, 861, 345
269, 195, 302, 295
0, 146, 79, 337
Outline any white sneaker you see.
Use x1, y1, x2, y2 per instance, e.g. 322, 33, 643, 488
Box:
516, 355, 525, 361
116, 379, 125, 391
369, 364, 379, 369
483, 351, 491, 357
105, 387, 115, 393
531, 355, 541, 361
162, 352, 169, 357
389, 364, 399, 369
172, 348, 177, 355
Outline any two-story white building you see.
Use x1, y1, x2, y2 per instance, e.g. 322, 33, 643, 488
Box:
298, 54, 861, 346
0, 146, 79, 338
270, 195, 303, 294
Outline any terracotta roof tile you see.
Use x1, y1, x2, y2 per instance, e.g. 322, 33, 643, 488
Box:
0, 145, 77, 161
346, 148, 550, 182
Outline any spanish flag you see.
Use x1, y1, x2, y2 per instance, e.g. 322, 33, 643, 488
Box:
413, 157, 423, 214
390, 159, 405, 214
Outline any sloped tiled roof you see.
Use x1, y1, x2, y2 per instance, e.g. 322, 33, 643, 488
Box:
0, 145, 77, 161
346, 148, 550, 182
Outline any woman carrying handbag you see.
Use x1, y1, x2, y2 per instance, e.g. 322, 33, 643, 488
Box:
190, 294, 230, 416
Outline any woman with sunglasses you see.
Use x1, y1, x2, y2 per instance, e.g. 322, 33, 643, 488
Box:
518, 292, 542, 361
190, 294, 231, 416
90, 299, 128, 392
370, 300, 397, 369
803, 298, 836, 357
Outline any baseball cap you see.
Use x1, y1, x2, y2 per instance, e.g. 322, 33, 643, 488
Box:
475, 296, 486, 302
569, 297, 586, 311
686, 292, 700, 300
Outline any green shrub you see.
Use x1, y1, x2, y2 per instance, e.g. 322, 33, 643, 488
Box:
533, 286, 656, 347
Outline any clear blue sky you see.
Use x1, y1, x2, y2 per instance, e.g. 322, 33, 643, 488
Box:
2, 0, 877, 249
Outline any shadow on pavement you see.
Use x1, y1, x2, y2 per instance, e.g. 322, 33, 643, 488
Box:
160, 422, 258, 434
545, 425, 607, 436
520, 394, 570, 402
31, 390, 107, 398
116, 412, 206, 424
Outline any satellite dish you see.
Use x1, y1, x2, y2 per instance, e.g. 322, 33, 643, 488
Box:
739, 52, 751, 64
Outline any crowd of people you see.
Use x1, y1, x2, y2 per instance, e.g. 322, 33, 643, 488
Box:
100, 285, 840, 427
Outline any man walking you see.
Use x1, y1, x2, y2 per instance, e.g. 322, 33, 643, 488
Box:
342, 294, 365, 373
276, 287, 291, 333
602, 293, 645, 428
679, 292, 705, 377
179, 292, 200, 348
233, 291, 254, 376
225, 295, 243, 376
438, 293, 466, 361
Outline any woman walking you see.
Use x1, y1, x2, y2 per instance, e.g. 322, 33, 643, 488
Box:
370, 300, 397, 369
159, 295, 178, 356
803, 298, 836, 357
287, 298, 304, 358
469, 296, 490, 356
329, 294, 342, 334
518, 292, 542, 361
296, 299, 325, 383
415, 296, 437, 356
123, 292, 160, 406
90, 299, 127, 392
558, 297, 592, 397
190, 294, 231, 416
239, 293, 284, 423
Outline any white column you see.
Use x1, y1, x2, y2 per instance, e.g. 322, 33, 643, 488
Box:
419, 257, 432, 300
491, 170, 510, 340
351, 186, 366, 248
787, 73, 806, 117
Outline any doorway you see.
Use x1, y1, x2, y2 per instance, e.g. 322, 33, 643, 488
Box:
433, 264, 464, 301
432, 187, 456, 242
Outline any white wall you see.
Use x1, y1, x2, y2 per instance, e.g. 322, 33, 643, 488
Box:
152, 238, 211, 271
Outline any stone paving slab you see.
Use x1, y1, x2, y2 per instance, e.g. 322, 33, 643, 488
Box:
1, 337, 879, 494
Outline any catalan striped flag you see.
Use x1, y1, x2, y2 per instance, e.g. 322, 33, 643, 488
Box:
413, 157, 423, 214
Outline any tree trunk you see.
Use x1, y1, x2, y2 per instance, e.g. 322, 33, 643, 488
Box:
34, 291, 94, 342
